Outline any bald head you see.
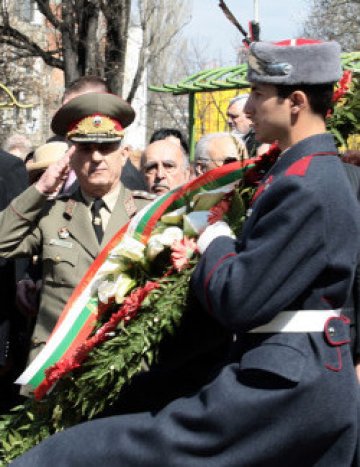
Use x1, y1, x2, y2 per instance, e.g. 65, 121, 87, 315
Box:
195, 133, 247, 176
141, 140, 190, 195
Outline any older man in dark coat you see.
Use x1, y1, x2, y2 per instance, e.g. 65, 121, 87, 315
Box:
11, 39, 360, 466
0, 150, 28, 411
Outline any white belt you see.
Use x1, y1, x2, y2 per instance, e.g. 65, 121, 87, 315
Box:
247, 309, 342, 333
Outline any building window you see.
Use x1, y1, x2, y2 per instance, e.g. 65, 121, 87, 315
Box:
16, 0, 36, 23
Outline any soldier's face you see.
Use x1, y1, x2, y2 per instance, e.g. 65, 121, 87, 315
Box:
71, 142, 126, 196
244, 84, 290, 146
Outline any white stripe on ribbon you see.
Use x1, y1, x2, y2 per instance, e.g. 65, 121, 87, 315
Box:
16, 181, 239, 387
16, 281, 95, 385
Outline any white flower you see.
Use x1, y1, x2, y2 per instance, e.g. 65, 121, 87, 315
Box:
110, 235, 145, 262
96, 235, 146, 276
114, 274, 136, 304
96, 258, 125, 278
183, 211, 210, 236
146, 235, 165, 262
94, 236, 146, 283
145, 227, 183, 262
161, 206, 186, 225
98, 279, 118, 304
97, 273, 136, 304
159, 227, 183, 246
192, 185, 234, 211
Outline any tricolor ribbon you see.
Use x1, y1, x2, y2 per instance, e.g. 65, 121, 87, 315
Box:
16, 160, 253, 394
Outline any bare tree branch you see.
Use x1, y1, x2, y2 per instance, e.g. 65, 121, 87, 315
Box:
0, 24, 63, 68
302, 0, 360, 51
35, 0, 62, 29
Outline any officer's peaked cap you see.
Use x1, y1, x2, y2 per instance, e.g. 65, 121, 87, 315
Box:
51, 92, 135, 143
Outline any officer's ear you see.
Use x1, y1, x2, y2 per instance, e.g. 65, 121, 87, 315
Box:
289, 90, 307, 115
120, 144, 131, 166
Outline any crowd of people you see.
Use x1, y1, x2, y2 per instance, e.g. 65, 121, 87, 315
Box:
1, 37, 360, 465
0, 73, 256, 411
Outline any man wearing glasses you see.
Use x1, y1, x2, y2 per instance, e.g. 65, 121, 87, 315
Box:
194, 132, 247, 176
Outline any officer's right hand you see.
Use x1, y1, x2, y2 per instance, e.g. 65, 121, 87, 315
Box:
36, 146, 75, 195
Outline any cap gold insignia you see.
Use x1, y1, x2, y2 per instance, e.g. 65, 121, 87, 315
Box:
93, 115, 102, 127
58, 227, 70, 239
67, 115, 124, 138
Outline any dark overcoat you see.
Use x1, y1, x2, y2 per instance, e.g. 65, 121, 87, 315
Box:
0, 151, 28, 361
0, 151, 28, 410
342, 162, 360, 360
11, 134, 360, 466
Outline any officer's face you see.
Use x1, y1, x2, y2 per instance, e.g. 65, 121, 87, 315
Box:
244, 83, 290, 146
71, 141, 126, 197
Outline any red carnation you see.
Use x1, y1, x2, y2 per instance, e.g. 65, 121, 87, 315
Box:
171, 237, 198, 272
208, 198, 231, 224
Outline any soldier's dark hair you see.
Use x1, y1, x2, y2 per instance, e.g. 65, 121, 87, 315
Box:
149, 128, 189, 154
275, 83, 334, 119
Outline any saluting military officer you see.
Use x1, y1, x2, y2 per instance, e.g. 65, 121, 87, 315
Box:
0, 92, 149, 367
10, 40, 360, 466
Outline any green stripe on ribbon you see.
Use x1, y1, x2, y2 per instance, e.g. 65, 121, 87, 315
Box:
29, 297, 98, 387
134, 167, 246, 239
28, 163, 252, 390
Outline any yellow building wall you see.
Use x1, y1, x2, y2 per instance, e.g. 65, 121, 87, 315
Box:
194, 88, 359, 149
347, 134, 360, 150
194, 88, 250, 142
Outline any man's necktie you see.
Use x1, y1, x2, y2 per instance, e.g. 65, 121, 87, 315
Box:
91, 198, 105, 243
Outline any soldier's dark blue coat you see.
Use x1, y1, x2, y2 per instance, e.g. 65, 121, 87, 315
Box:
11, 134, 360, 467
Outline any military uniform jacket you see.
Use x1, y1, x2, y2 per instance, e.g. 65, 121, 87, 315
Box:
0, 183, 148, 358
11, 134, 360, 467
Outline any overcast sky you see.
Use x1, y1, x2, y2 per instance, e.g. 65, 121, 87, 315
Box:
184, 0, 311, 65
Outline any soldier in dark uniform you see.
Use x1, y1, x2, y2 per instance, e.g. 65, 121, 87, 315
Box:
11, 39, 360, 466
342, 161, 360, 381
0, 93, 149, 372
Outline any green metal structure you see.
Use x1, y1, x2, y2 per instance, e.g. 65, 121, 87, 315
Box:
149, 52, 360, 158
